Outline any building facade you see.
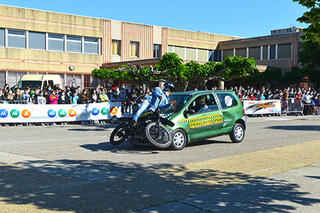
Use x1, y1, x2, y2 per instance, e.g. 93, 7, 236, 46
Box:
0, 5, 302, 89
219, 28, 302, 71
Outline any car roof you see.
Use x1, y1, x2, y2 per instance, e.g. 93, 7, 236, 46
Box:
172, 90, 235, 96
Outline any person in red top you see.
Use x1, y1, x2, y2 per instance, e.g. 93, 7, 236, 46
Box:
248, 92, 257, 100
296, 88, 302, 99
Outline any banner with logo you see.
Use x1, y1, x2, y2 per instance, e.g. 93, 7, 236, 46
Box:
243, 100, 281, 115
0, 102, 122, 123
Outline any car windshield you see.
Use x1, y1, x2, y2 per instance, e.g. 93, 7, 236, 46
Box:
161, 94, 191, 115
18, 81, 42, 89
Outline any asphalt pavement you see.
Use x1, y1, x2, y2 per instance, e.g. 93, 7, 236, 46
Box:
0, 115, 320, 212
138, 163, 320, 213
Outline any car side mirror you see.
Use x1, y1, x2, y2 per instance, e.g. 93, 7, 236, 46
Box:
185, 108, 195, 115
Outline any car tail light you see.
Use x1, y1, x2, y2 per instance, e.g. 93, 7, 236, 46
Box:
243, 109, 245, 116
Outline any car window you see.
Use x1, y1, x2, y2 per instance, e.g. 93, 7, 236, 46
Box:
217, 93, 238, 109
48, 80, 54, 87
43, 80, 48, 88
189, 94, 218, 114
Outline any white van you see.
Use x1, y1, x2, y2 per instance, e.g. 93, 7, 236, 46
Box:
17, 74, 62, 90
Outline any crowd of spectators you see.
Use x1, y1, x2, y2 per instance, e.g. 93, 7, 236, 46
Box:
0, 82, 153, 126
209, 85, 320, 115
1, 82, 319, 127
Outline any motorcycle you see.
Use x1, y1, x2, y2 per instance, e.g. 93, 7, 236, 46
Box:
110, 103, 175, 149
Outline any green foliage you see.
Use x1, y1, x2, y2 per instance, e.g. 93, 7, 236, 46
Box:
203, 61, 224, 76
293, 0, 320, 42
242, 68, 282, 85
158, 52, 185, 79
221, 56, 257, 79
92, 53, 258, 91
184, 60, 205, 79
299, 41, 320, 70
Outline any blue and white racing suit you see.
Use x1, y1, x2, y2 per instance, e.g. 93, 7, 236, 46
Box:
133, 87, 171, 122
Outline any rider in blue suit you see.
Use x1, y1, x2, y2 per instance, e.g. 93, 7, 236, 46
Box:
133, 81, 175, 123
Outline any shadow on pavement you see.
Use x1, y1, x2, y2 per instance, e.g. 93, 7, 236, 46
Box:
181, 177, 320, 213
80, 138, 233, 153
1, 159, 320, 212
267, 125, 320, 131
80, 142, 161, 155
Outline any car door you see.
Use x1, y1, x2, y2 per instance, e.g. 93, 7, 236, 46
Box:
186, 94, 224, 141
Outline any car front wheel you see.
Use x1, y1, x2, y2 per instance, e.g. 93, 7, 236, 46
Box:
171, 129, 187, 150
229, 123, 245, 143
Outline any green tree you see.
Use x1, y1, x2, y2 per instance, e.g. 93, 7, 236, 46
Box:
294, 0, 320, 42
222, 56, 257, 80
299, 41, 320, 70
293, 0, 320, 85
242, 68, 282, 87
92, 53, 257, 92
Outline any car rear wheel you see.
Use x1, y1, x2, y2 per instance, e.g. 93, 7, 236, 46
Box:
229, 123, 245, 143
171, 129, 187, 150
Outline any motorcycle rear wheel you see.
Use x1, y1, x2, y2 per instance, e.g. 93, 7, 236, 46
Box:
110, 123, 130, 145
145, 122, 172, 149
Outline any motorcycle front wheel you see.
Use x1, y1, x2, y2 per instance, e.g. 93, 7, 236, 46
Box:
145, 122, 172, 149
110, 123, 130, 145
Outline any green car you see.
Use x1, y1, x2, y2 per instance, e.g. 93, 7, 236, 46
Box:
161, 90, 247, 150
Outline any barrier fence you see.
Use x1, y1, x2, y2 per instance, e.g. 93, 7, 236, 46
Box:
287, 98, 304, 115
0, 102, 122, 123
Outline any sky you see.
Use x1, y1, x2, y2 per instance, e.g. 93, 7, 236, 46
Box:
0, 0, 309, 38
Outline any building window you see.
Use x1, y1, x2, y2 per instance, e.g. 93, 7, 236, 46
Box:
7, 71, 25, 87
130, 41, 139, 57
270, 45, 276, 60
8, 29, 26, 49
0, 28, 4, 47
223, 49, 233, 59
208, 50, 214, 61
249, 47, 260, 61
111, 40, 121, 56
84, 37, 99, 54
235, 48, 247, 58
29, 31, 46, 50
0, 71, 5, 88
214, 50, 222, 62
186, 47, 196, 60
67, 35, 81, 53
48, 33, 64, 52
262, 46, 268, 60
278, 43, 291, 59
153, 44, 161, 58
